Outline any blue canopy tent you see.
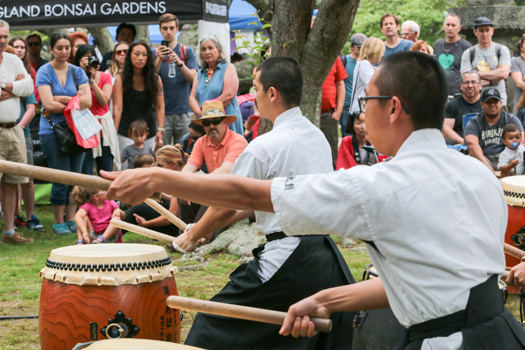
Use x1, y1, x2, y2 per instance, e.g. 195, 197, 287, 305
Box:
229, 0, 262, 31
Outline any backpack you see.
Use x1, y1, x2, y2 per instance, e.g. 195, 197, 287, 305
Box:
469, 44, 502, 68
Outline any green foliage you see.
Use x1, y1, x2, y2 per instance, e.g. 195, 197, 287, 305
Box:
344, 0, 465, 54
233, 29, 271, 66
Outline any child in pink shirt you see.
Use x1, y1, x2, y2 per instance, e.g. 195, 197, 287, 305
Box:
72, 186, 125, 244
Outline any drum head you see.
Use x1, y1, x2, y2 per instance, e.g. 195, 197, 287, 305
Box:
81, 339, 203, 349
40, 243, 177, 286
501, 175, 525, 207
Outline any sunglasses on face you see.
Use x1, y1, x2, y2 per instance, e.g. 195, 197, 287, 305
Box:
201, 118, 224, 127
27, 42, 41, 47
116, 49, 128, 55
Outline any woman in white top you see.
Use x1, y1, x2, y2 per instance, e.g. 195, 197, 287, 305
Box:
350, 37, 385, 115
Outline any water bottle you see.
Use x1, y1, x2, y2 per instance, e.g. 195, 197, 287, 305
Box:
168, 62, 177, 78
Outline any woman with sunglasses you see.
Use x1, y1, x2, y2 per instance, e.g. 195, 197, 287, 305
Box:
106, 41, 129, 81
113, 41, 165, 153
123, 146, 185, 237
188, 37, 244, 135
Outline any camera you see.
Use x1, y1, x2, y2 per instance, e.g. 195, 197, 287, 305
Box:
88, 56, 99, 68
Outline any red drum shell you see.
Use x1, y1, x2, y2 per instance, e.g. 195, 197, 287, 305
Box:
39, 244, 180, 350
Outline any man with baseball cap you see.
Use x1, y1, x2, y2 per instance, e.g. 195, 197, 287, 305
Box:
177, 100, 247, 230
460, 16, 511, 105
341, 33, 367, 136
465, 87, 523, 171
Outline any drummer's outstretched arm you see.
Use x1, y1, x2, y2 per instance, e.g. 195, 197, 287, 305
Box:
280, 278, 389, 338
103, 168, 274, 212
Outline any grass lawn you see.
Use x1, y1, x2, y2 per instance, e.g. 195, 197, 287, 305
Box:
0, 205, 522, 349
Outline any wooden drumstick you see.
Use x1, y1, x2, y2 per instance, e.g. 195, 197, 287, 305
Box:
0, 160, 161, 200
0, 159, 111, 190
504, 243, 525, 260
144, 198, 187, 231
166, 296, 332, 333
110, 219, 174, 244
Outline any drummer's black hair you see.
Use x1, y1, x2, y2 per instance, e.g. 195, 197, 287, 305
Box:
256, 56, 303, 108
376, 52, 447, 131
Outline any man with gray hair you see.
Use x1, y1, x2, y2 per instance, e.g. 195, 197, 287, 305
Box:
401, 20, 420, 42
0, 20, 34, 244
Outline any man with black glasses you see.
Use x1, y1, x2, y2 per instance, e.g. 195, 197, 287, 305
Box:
442, 70, 482, 144
107, 52, 525, 349
26, 34, 47, 72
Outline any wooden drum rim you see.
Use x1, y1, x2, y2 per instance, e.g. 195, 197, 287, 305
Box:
40, 243, 178, 287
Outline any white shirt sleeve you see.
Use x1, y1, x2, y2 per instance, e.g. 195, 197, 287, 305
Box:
270, 170, 371, 240
10, 55, 33, 97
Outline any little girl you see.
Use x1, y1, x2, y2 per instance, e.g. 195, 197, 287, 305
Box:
71, 186, 125, 244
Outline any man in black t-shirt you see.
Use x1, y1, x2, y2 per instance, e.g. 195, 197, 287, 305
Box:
433, 13, 472, 96
443, 70, 482, 144
465, 87, 524, 172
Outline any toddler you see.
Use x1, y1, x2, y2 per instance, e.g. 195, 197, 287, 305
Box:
133, 154, 155, 168
498, 123, 525, 176
121, 119, 154, 169
71, 186, 125, 244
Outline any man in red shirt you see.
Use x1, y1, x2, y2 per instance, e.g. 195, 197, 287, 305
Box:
179, 100, 247, 231
321, 56, 347, 169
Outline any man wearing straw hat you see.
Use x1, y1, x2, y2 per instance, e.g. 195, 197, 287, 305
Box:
106, 52, 525, 349
108, 57, 356, 349
177, 100, 247, 232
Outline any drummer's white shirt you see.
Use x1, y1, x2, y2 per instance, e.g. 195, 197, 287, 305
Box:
231, 107, 333, 282
271, 129, 506, 349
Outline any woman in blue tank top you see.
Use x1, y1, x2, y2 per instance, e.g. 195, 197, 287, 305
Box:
189, 37, 244, 135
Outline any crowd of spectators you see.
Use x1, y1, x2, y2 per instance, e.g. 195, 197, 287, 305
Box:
2, 11, 525, 244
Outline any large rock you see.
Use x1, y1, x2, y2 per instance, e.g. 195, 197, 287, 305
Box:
176, 221, 265, 262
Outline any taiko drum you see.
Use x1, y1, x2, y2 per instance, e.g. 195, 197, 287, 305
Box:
39, 244, 181, 350
501, 176, 525, 293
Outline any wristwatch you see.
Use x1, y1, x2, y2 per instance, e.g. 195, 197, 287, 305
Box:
0, 82, 6, 89
177, 62, 184, 68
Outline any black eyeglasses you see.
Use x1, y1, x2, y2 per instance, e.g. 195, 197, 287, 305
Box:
358, 96, 411, 114
27, 42, 41, 47
201, 118, 224, 127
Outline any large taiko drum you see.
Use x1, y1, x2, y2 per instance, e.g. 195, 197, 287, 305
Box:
39, 244, 181, 350
501, 176, 525, 293
73, 338, 203, 349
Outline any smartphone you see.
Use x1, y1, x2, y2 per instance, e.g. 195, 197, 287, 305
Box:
161, 40, 170, 47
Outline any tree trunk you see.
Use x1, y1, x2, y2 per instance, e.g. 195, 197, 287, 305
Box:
246, 0, 359, 130
136, 25, 151, 45
86, 27, 114, 56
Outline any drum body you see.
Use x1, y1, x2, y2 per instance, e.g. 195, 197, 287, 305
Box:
501, 176, 525, 293
77, 338, 203, 349
352, 265, 405, 350
39, 244, 180, 350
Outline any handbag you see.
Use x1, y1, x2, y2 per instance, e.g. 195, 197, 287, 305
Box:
42, 65, 93, 155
